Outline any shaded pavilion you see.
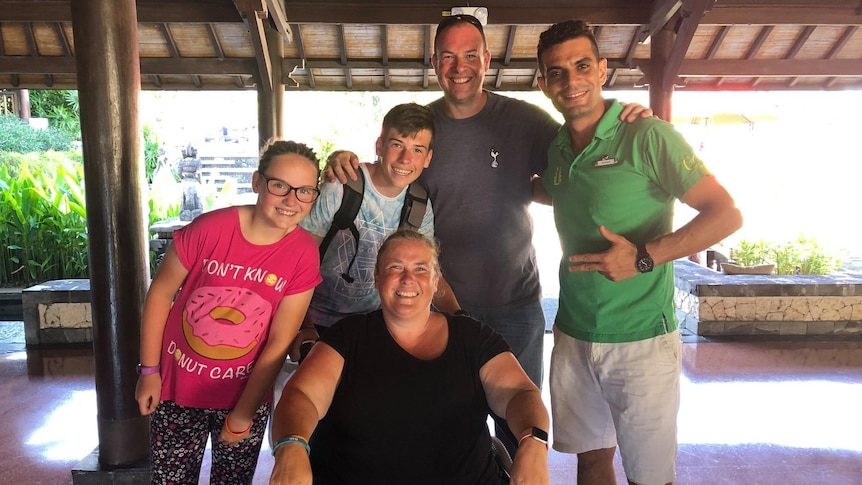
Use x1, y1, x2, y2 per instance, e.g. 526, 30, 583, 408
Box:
0, 0, 861, 476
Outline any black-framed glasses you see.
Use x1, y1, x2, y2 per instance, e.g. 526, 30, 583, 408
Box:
260, 173, 320, 203
436, 14, 484, 35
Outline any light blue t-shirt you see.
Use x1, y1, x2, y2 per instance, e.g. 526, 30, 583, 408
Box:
300, 164, 435, 327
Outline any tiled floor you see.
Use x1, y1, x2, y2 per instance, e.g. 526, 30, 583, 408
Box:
2, 320, 861, 485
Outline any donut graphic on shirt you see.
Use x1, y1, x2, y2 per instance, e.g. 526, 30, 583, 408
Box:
182, 286, 271, 360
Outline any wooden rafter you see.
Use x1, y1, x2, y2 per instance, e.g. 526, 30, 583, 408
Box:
423, 24, 430, 90
660, 0, 714, 91
639, 0, 682, 43
288, 23, 313, 88
159, 23, 179, 58
381, 25, 390, 90
336, 23, 352, 89
206, 23, 225, 59
704, 25, 729, 59
495, 25, 516, 89
264, 0, 292, 41
53, 22, 71, 56
624, 26, 640, 67
822, 25, 858, 88
681, 58, 862, 76
24, 22, 37, 56
237, 0, 272, 96
782, 25, 816, 88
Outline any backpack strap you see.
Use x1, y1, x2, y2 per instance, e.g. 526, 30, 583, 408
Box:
400, 182, 428, 229
318, 170, 365, 283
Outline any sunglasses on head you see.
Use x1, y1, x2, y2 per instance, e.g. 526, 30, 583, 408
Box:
436, 14, 484, 34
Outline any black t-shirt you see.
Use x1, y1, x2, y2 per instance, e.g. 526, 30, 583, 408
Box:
310, 310, 510, 485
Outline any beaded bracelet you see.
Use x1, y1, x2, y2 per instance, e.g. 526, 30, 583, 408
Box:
224, 414, 253, 437
272, 435, 311, 456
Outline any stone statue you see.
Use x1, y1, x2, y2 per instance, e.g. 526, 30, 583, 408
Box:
178, 144, 204, 221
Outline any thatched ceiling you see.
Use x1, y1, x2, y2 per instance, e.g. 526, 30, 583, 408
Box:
0, 0, 860, 92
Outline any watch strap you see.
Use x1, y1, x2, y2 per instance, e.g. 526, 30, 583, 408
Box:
137, 364, 160, 376
518, 426, 549, 449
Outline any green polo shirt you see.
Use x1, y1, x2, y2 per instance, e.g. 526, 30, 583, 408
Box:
543, 100, 710, 343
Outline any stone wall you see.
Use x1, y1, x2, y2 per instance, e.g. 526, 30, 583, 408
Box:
22, 279, 92, 346
674, 260, 862, 337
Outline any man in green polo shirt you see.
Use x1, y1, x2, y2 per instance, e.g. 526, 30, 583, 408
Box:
535, 20, 743, 485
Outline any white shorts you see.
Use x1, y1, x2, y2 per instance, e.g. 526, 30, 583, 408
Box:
550, 327, 681, 485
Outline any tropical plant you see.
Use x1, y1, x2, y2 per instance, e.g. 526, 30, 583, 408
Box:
730, 235, 843, 275
28, 90, 80, 138
0, 158, 89, 286
143, 125, 163, 183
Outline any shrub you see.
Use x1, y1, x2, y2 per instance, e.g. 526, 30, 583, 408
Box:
0, 115, 77, 152
730, 235, 843, 275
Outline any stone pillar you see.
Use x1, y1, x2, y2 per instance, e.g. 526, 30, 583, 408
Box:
71, 0, 150, 468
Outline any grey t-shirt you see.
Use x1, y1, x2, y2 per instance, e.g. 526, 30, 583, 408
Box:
424, 92, 560, 308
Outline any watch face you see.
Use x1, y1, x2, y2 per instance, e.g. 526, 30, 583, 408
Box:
531, 427, 549, 442
637, 255, 654, 273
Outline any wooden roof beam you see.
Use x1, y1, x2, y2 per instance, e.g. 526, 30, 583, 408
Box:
24, 22, 37, 56
282, 3, 651, 24
660, 0, 714, 91
423, 25, 431, 89
381, 25, 390, 90
638, 0, 682, 43
53, 22, 71, 56
336, 24, 353, 89
264, 0, 292, 41
780, 25, 815, 89
679, 58, 862, 76
236, 0, 273, 96
158, 23, 180, 58
206, 23, 226, 59
0, 1, 242, 23
495, 25, 516, 89
287, 23, 313, 88
703, 5, 862, 25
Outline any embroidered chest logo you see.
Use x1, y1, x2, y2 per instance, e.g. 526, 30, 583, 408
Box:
490, 148, 500, 168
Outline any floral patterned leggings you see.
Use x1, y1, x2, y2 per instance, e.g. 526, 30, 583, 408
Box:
149, 400, 272, 485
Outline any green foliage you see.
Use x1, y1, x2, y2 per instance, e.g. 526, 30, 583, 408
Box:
143, 125, 162, 183
28, 90, 81, 138
730, 235, 843, 275
0, 115, 76, 152
312, 136, 338, 170
0, 158, 89, 286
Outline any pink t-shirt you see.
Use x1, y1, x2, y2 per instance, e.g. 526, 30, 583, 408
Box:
159, 207, 321, 409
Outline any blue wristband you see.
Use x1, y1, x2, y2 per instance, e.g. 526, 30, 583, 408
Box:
272, 435, 311, 456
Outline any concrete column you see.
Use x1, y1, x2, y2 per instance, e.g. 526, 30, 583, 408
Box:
71, 0, 150, 467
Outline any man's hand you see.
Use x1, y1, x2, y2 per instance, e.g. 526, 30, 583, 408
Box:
322, 150, 360, 184
619, 102, 653, 122
567, 225, 640, 282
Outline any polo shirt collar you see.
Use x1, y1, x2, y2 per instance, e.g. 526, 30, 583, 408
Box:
552, 99, 623, 157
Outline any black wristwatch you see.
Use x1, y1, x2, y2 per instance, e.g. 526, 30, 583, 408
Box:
635, 243, 654, 273
519, 426, 549, 448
